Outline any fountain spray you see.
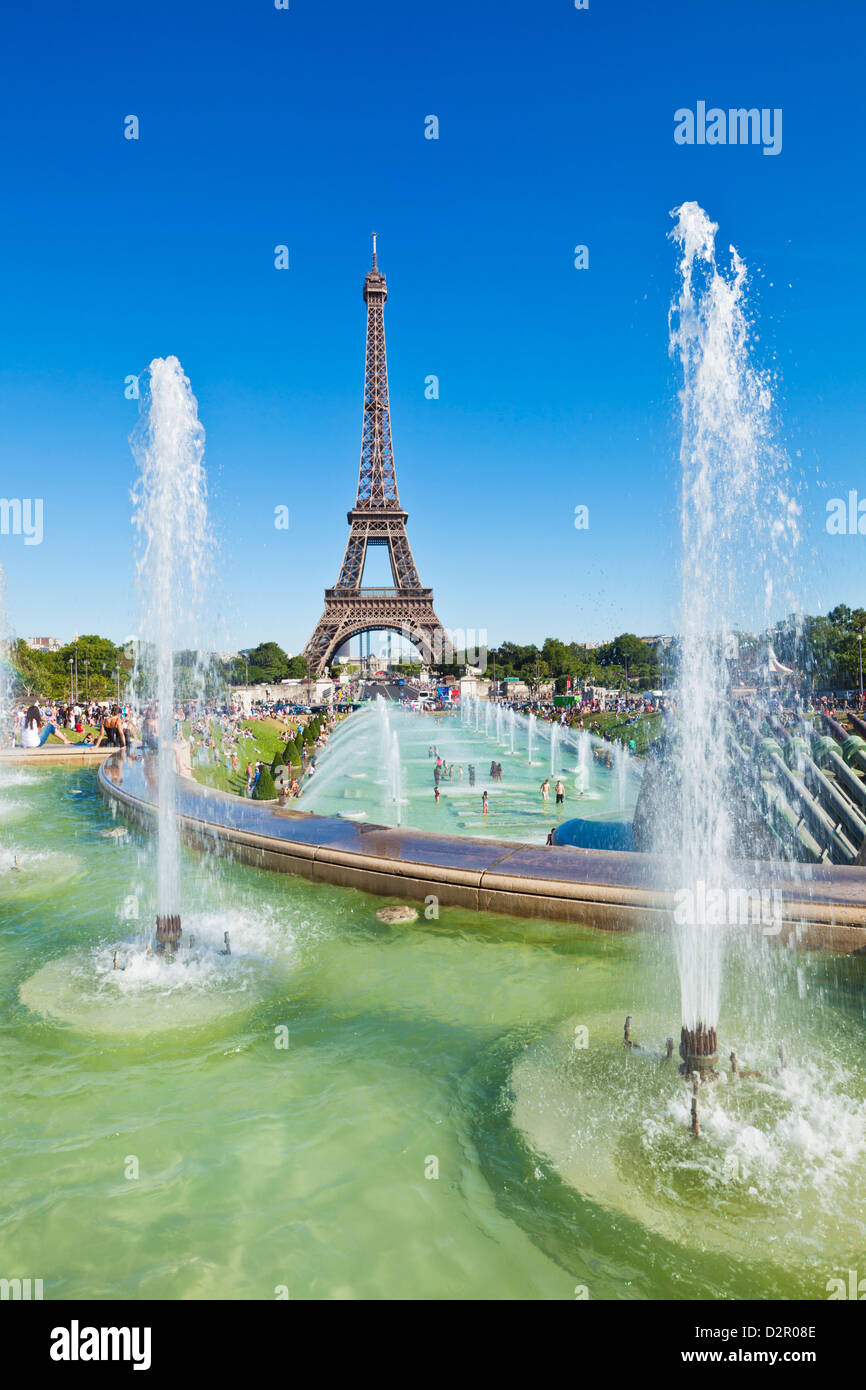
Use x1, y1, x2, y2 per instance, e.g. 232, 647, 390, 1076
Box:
667, 202, 798, 1075
0, 565, 11, 749
131, 358, 211, 954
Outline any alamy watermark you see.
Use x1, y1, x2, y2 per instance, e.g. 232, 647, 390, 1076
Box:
826, 490, 866, 535
673, 880, 783, 935
395, 623, 488, 670
0, 1277, 43, 1300
674, 102, 782, 156
0, 498, 43, 546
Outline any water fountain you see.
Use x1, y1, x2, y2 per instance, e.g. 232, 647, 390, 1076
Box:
549, 722, 559, 777
664, 201, 798, 1075
509, 706, 515, 755
576, 728, 590, 796
301, 698, 638, 840
388, 728, 402, 827
615, 742, 627, 815
0, 564, 10, 749
527, 711, 535, 765
496, 705, 503, 744
0, 558, 16, 756
131, 356, 211, 954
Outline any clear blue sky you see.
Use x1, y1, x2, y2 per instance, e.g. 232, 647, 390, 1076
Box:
0, 0, 863, 655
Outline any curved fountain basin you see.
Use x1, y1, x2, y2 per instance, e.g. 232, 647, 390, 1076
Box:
510, 1011, 866, 1272
98, 753, 866, 948
20, 904, 296, 1037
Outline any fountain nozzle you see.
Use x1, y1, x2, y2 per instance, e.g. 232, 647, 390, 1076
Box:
679, 1024, 718, 1078
155, 913, 182, 953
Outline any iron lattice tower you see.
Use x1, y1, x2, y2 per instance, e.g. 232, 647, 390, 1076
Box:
302, 239, 450, 676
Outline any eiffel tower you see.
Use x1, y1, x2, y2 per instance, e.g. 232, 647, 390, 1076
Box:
303, 238, 450, 677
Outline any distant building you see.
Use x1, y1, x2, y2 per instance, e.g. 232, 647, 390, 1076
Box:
26, 637, 63, 652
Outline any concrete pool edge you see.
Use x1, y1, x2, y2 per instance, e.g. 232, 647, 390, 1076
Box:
97, 754, 866, 949
0, 747, 113, 766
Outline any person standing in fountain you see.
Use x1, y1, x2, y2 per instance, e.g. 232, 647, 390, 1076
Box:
555, 779, 565, 807
540, 777, 550, 801
468, 764, 475, 786
142, 707, 158, 752
482, 790, 489, 815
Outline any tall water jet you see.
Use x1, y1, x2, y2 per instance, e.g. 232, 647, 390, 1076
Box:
528, 712, 535, 766
616, 743, 628, 814
0, 565, 11, 748
667, 203, 798, 1065
550, 722, 559, 777
509, 706, 515, 754
496, 705, 503, 744
576, 729, 590, 796
389, 729, 402, 827
131, 357, 211, 953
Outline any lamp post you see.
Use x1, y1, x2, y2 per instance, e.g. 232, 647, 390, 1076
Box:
858, 633, 863, 709
68, 658, 74, 709
84, 660, 90, 702
115, 667, 120, 705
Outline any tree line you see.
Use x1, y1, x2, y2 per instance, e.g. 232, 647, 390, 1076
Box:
6, 605, 863, 701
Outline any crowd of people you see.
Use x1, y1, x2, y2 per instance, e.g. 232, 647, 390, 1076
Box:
4, 693, 338, 804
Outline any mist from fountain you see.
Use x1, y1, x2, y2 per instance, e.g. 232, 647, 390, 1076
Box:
0, 565, 11, 749
389, 729, 402, 827
131, 356, 211, 929
576, 729, 590, 797
528, 712, 535, 766
549, 722, 559, 777
615, 742, 628, 814
668, 203, 799, 1037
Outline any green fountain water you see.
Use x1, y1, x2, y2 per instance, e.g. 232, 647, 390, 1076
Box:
2, 761, 864, 1301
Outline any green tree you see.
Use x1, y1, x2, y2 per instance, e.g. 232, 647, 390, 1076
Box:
253, 766, 278, 800
244, 642, 291, 683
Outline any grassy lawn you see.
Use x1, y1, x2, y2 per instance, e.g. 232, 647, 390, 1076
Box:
579, 711, 664, 754
186, 715, 327, 796
47, 725, 101, 745
183, 717, 298, 795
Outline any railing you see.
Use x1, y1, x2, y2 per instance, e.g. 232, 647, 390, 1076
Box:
326, 587, 433, 600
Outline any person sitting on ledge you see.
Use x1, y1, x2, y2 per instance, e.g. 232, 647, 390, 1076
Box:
20, 704, 71, 748
92, 706, 127, 750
